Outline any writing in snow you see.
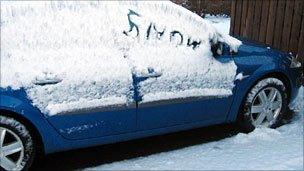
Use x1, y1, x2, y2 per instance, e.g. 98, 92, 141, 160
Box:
123, 9, 203, 49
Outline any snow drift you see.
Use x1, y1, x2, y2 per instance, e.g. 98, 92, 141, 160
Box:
1, 1, 241, 115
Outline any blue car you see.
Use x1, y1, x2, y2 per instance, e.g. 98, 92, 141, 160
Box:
0, 2, 302, 170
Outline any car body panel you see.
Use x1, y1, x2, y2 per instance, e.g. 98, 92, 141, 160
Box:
136, 55, 236, 130
47, 107, 137, 140
0, 88, 64, 153
48, 116, 224, 153
137, 96, 233, 130
0, 38, 302, 154
226, 38, 302, 122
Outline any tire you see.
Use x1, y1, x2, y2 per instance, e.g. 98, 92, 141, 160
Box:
237, 77, 288, 132
0, 115, 35, 171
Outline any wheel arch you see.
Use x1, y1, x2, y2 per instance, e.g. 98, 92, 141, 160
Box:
241, 71, 292, 112
0, 109, 45, 155
250, 71, 291, 102
228, 70, 292, 122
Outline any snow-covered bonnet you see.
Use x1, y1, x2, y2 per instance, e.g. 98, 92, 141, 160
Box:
0, 1, 242, 115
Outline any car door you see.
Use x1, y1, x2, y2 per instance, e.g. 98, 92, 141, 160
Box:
6, 2, 141, 140
122, 2, 238, 130
132, 49, 237, 130
43, 50, 137, 140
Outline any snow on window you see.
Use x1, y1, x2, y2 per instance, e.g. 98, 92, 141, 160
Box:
119, 1, 240, 103
1, 1, 241, 115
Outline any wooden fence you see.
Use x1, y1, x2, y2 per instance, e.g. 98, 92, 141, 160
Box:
230, 0, 304, 61
172, 0, 231, 15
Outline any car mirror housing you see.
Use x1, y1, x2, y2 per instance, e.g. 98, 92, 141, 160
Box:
211, 42, 223, 57
211, 42, 233, 57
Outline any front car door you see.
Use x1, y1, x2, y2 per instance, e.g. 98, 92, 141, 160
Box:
134, 49, 237, 130
122, 2, 239, 130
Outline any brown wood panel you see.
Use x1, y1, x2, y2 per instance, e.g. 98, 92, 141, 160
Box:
298, 16, 304, 61
252, 0, 263, 41
244, 0, 255, 39
231, 0, 303, 59
273, 0, 286, 49
289, 0, 303, 53
234, 0, 243, 36
240, 0, 248, 35
259, 0, 270, 42
281, 0, 295, 51
198, 0, 204, 14
266, 0, 278, 45
230, 0, 237, 35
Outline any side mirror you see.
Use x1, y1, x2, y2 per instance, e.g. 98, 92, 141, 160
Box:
211, 42, 236, 57
211, 42, 223, 57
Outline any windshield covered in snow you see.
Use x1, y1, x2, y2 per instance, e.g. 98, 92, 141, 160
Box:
1, 1, 241, 115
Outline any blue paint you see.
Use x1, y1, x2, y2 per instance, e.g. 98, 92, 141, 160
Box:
0, 38, 301, 154
137, 96, 232, 130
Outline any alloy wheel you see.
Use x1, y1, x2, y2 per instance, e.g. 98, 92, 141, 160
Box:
0, 127, 24, 171
250, 87, 283, 127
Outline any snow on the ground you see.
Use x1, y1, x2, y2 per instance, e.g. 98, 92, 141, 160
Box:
1, 1, 241, 115
86, 87, 303, 170
291, 86, 304, 112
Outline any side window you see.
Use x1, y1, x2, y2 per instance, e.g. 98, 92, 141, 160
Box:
118, 2, 239, 103
1, 2, 136, 116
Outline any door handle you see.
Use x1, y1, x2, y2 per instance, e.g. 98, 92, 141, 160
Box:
141, 72, 162, 78
33, 78, 62, 86
136, 67, 162, 79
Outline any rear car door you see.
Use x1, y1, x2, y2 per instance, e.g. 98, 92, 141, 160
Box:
0, 2, 140, 140
45, 53, 137, 140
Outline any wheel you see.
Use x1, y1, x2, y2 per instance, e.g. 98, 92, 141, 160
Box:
0, 115, 35, 171
238, 77, 288, 132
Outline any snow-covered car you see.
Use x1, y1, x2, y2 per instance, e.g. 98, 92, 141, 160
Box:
0, 1, 302, 170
